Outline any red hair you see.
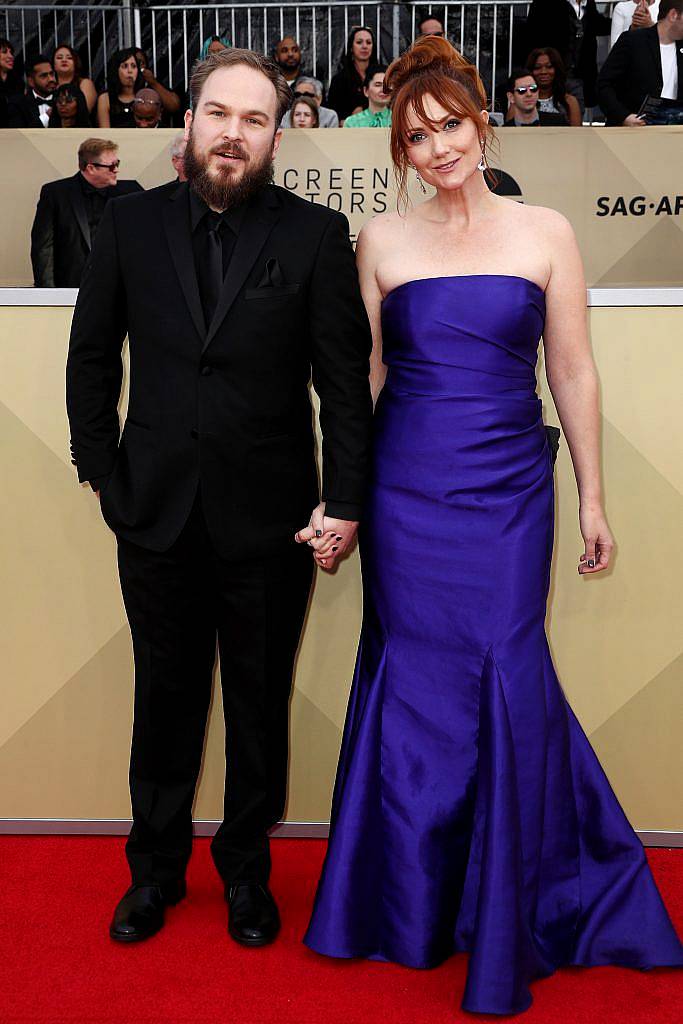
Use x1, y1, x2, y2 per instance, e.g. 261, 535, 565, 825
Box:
385, 36, 496, 208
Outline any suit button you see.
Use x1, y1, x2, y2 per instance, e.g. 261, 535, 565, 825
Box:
191, 428, 199, 439
201, 365, 212, 376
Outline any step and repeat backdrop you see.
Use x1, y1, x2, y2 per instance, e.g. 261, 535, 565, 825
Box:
1, 127, 681, 833
1, 125, 683, 286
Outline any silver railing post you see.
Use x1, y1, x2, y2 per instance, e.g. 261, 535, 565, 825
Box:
121, 0, 133, 48
392, 0, 400, 60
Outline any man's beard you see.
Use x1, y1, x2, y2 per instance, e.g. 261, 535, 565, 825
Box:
184, 130, 274, 211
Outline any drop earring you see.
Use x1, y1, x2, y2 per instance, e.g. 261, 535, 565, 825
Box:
415, 168, 427, 194
477, 151, 487, 172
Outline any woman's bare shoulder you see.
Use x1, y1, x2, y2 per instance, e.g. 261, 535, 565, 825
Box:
499, 196, 574, 236
358, 209, 408, 246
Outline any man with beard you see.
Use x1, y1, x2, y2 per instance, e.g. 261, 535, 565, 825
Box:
66, 48, 372, 946
274, 35, 303, 84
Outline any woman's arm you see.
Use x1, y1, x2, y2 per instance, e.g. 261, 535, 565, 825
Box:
96, 92, 110, 128
565, 92, 582, 126
541, 209, 614, 574
80, 77, 97, 113
141, 68, 181, 113
355, 221, 386, 404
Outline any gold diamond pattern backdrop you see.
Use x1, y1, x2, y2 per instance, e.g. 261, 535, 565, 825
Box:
1, 304, 681, 829
0, 127, 681, 829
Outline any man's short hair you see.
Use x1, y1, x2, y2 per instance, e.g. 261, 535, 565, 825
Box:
78, 138, 118, 170
658, 0, 683, 18
190, 47, 292, 124
169, 133, 186, 159
27, 54, 52, 77
506, 67, 534, 93
364, 64, 388, 89
417, 12, 445, 33
293, 75, 323, 100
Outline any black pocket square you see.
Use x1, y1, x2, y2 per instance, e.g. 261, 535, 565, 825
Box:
256, 257, 286, 289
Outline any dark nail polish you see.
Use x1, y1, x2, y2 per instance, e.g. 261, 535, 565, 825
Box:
332, 546, 339, 552
335, 535, 343, 540
315, 530, 322, 538
588, 559, 595, 568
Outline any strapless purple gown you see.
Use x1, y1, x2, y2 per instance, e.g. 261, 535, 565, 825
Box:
304, 276, 683, 1015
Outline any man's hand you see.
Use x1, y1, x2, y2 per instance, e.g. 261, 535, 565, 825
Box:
294, 502, 358, 570
623, 113, 646, 126
631, 1, 654, 28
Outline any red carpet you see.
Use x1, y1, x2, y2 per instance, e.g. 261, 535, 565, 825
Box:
1, 837, 681, 1023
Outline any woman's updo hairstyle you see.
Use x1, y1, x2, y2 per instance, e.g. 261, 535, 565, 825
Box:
384, 36, 496, 206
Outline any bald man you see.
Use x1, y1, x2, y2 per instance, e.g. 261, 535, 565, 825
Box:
274, 36, 302, 84
133, 87, 162, 128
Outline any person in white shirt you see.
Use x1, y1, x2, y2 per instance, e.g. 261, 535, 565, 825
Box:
8, 55, 57, 127
610, 0, 661, 48
598, 0, 683, 123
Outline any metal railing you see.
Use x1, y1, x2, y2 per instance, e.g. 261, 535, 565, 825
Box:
0, 2, 619, 110
2, 2, 535, 108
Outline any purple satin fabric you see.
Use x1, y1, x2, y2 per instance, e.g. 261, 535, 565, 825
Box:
304, 276, 683, 1015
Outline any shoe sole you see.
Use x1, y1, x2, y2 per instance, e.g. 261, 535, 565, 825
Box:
228, 928, 280, 948
109, 925, 163, 943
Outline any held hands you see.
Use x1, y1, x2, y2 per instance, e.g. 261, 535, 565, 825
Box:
578, 505, 614, 576
295, 502, 358, 571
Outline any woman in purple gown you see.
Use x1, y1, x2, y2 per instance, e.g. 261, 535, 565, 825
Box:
303, 36, 683, 1015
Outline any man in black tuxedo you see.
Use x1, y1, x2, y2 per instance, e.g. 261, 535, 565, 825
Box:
66, 48, 372, 946
8, 54, 56, 127
31, 138, 142, 287
524, 0, 611, 110
598, 0, 683, 124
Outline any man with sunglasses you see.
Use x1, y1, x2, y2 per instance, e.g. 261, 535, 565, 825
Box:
503, 69, 570, 125
280, 75, 339, 127
31, 137, 142, 287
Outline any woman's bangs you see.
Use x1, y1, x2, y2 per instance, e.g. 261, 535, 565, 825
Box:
399, 75, 479, 138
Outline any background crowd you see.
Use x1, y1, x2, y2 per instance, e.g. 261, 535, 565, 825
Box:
2, 1, 682, 131
3, 0, 681, 287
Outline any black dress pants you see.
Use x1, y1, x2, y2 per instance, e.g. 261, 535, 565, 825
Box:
116, 493, 313, 889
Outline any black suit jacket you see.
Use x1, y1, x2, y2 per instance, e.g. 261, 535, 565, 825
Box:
31, 173, 143, 287
8, 92, 49, 127
524, 0, 611, 105
598, 25, 683, 125
66, 182, 373, 558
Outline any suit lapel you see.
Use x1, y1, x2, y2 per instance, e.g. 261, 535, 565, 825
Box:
646, 26, 663, 94
676, 44, 683, 101
202, 187, 282, 354
68, 174, 91, 249
163, 182, 206, 342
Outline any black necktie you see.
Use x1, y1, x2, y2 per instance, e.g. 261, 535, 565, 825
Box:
199, 211, 224, 329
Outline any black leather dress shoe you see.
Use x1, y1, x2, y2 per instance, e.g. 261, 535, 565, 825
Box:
227, 883, 280, 947
109, 880, 186, 943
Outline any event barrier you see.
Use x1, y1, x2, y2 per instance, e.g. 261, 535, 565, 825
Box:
2, 126, 682, 288
1, 2, 529, 96
1, 126, 681, 841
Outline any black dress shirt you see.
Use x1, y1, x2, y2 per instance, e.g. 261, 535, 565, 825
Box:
189, 187, 249, 280
80, 175, 111, 243
189, 187, 252, 331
